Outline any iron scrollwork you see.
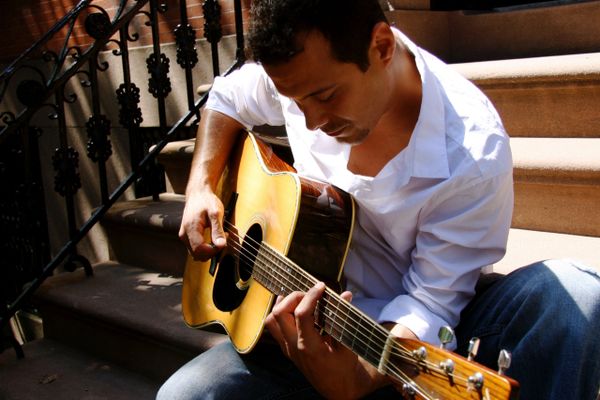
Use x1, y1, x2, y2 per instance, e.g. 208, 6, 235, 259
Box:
203, 0, 223, 44
146, 53, 172, 98
16, 80, 47, 108
52, 147, 82, 197
84, 12, 113, 40
116, 83, 143, 128
174, 23, 199, 69
85, 115, 113, 163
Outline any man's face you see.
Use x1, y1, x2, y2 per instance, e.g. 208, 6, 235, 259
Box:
263, 30, 389, 145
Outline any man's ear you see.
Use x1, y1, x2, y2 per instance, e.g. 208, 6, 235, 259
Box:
370, 22, 395, 67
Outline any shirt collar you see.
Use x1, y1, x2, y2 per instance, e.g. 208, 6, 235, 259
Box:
393, 28, 450, 180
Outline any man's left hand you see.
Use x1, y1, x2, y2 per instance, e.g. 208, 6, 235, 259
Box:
264, 282, 390, 399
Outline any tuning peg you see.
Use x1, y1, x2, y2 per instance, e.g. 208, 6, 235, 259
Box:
438, 326, 455, 349
467, 337, 480, 361
497, 349, 512, 375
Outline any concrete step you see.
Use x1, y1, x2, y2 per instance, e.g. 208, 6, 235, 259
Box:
511, 137, 600, 236
157, 139, 195, 195
453, 52, 600, 138
0, 338, 159, 399
156, 132, 292, 195
496, 228, 600, 275
101, 193, 187, 275
33, 261, 228, 382
158, 136, 600, 236
386, 1, 600, 63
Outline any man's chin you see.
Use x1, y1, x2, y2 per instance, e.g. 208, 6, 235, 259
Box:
335, 129, 370, 145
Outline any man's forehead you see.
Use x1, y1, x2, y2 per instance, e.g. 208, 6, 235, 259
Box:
262, 31, 338, 99
266, 65, 335, 101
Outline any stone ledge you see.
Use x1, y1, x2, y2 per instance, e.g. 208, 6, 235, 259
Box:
0, 338, 159, 399
511, 137, 600, 185
387, 2, 600, 63
35, 261, 228, 381
452, 52, 600, 87
495, 228, 600, 275
103, 193, 185, 234
453, 53, 600, 138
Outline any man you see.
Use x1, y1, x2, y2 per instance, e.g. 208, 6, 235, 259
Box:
159, 0, 600, 399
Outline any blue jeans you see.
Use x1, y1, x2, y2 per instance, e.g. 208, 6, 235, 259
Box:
157, 260, 600, 399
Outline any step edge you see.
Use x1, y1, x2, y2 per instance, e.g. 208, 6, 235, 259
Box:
452, 52, 600, 86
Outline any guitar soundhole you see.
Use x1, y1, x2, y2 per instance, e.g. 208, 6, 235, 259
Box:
212, 223, 263, 312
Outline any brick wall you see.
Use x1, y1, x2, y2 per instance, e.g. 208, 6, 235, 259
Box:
0, 0, 251, 63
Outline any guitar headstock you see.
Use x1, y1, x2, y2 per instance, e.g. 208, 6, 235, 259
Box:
388, 336, 519, 399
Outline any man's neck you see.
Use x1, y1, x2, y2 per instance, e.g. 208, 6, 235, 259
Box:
347, 44, 422, 177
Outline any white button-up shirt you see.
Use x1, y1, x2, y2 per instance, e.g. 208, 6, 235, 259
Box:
206, 29, 513, 347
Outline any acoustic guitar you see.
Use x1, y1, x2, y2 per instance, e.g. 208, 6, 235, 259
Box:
182, 132, 519, 399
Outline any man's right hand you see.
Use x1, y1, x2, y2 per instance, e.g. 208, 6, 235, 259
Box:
178, 189, 228, 261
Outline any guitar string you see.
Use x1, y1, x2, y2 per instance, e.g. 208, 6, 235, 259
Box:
220, 238, 435, 398
252, 243, 473, 391
220, 238, 445, 399
220, 221, 394, 350
222, 230, 410, 358
222, 226, 477, 390
219, 221, 473, 390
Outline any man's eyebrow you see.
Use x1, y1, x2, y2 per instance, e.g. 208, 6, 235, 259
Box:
299, 84, 336, 101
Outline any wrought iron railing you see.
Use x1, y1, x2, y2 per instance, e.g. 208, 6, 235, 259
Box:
0, 0, 246, 354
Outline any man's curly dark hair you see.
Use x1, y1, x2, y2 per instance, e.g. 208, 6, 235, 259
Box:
247, 0, 388, 72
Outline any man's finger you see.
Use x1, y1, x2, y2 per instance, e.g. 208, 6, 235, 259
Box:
208, 211, 227, 248
265, 312, 291, 357
270, 291, 304, 346
294, 282, 327, 349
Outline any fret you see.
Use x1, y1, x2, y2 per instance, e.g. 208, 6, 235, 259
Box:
347, 313, 370, 360
286, 262, 304, 294
363, 321, 383, 367
338, 303, 356, 347
315, 293, 336, 338
323, 292, 344, 342
252, 247, 270, 289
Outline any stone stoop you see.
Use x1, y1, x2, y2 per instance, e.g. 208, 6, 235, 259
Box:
453, 52, 600, 139
1, 260, 228, 399
1, 193, 220, 399
101, 192, 188, 276
510, 137, 600, 238
0, 338, 160, 399
29, 262, 227, 386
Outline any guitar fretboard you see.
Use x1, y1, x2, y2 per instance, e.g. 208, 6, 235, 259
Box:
252, 242, 391, 369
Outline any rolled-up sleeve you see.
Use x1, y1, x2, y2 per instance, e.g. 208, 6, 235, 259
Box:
206, 63, 285, 129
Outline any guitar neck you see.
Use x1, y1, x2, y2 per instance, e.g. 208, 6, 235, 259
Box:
254, 242, 390, 369
252, 242, 519, 400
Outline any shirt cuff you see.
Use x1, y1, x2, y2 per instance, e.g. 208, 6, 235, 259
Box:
377, 294, 456, 350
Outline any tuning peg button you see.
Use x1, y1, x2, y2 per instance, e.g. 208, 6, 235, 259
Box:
402, 382, 417, 399
467, 337, 480, 361
498, 349, 512, 375
438, 326, 454, 349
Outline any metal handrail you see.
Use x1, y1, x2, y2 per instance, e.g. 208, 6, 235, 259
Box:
0, 0, 246, 339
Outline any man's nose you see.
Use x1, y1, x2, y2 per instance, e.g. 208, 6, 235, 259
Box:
298, 101, 327, 131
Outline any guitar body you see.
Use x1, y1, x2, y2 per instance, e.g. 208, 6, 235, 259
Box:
182, 132, 355, 353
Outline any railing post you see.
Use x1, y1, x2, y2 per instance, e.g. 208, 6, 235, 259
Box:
203, 0, 223, 78
176, 0, 200, 118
